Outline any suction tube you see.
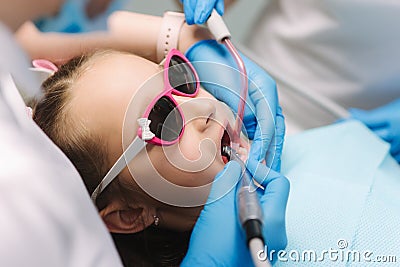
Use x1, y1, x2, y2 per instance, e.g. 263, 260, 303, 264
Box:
206, 10, 248, 149
223, 39, 248, 147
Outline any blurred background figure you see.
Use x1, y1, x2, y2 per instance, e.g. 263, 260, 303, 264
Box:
35, 0, 128, 32
246, 0, 400, 135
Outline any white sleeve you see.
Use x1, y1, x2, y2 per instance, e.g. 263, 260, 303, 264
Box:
0, 94, 122, 267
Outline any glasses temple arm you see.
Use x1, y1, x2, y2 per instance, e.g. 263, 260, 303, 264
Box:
91, 137, 146, 202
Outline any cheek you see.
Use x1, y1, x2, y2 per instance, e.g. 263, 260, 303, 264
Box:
145, 135, 224, 187
178, 134, 203, 161
172, 126, 219, 171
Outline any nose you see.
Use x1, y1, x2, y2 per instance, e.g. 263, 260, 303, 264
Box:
176, 96, 216, 132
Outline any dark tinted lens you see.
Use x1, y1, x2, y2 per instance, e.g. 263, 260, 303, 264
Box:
168, 55, 197, 94
148, 96, 183, 142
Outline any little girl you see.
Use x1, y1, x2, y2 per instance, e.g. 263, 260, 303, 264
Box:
32, 48, 248, 266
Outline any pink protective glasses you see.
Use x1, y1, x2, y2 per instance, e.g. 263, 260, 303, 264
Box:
91, 49, 200, 201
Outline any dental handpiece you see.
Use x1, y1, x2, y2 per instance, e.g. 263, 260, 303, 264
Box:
222, 146, 271, 267
222, 146, 263, 234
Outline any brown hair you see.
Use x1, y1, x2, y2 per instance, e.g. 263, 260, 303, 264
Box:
33, 53, 111, 202
32, 52, 191, 266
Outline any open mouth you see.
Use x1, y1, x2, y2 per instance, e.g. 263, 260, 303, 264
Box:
221, 129, 231, 164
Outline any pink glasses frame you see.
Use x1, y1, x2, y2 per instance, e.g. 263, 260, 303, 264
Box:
137, 48, 200, 145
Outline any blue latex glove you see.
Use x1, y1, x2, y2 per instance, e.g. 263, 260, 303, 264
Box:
181, 0, 224, 25
181, 160, 289, 266
270, 106, 285, 171
349, 98, 400, 163
185, 40, 285, 171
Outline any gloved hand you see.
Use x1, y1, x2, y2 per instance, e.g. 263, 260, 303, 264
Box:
181, 160, 290, 266
349, 98, 400, 163
185, 40, 285, 171
180, 0, 224, 25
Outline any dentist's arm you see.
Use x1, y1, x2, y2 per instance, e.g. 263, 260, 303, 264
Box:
181, 160, 289, 266
15, 11, 212, 65
15, 0, 239, 63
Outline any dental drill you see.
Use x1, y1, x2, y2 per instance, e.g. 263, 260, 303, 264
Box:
222, 146, 270, 267
207, 10, 272, 267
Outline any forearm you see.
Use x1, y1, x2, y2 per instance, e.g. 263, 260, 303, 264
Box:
16, 12, 212, 65
16, 21, 120, 65
106, 11, 212, 62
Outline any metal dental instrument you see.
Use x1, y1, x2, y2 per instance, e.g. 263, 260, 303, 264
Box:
207, 10, 272, 267
222, 146, 270, 267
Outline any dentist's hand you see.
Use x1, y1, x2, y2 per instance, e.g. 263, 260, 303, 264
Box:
185, 40, 285, 171
349, 98, 400, 163
180, 0, 224, 25
181, 160, 290, 266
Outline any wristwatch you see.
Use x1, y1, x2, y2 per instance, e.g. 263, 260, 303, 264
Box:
156, 11, 186, 63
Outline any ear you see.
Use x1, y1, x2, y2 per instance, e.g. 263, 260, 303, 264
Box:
99, 200, 156, 234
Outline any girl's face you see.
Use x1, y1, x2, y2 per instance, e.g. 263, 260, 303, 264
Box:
71, 52, 247, 207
